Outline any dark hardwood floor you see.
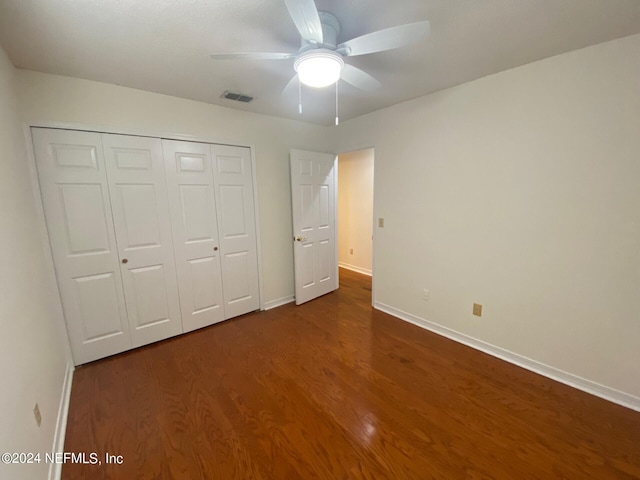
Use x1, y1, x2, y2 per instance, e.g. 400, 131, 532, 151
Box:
63, 268, 640, 479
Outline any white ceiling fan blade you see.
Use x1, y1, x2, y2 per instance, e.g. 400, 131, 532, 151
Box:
284, 0, 323, 44
341, 64, 381, 92
338, 21, 431, 57
281, 74, 299, 96
210, 52, 295, 60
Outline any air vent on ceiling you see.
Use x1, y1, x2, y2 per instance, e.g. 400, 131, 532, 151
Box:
222, 91, 254, 103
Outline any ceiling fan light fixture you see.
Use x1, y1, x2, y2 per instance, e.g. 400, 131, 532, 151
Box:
294, 50, 344, 88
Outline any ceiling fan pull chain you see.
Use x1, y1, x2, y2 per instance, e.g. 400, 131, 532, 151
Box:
335, 81, 339, 126
298, 76, 303, 114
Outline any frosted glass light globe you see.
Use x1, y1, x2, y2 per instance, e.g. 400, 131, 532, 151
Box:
295, 51, 344, 88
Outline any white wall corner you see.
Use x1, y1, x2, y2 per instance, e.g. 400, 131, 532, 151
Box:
374, 302, 640, 413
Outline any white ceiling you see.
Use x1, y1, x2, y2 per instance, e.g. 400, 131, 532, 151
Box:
1, 0, 639, 126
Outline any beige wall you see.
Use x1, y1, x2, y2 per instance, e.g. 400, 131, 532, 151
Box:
16, 70, 333, 306
338, 149, 374, 275
0, 47, 72, 479
335, 34, 640, 400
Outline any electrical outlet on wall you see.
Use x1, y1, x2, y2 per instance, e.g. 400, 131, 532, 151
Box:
350, 248, 353, 255
422, 289, 430, 301
473, 303, 483, 317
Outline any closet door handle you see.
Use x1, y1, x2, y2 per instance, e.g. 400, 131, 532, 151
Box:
121, 258, 128, 264
213, 246, 219, 251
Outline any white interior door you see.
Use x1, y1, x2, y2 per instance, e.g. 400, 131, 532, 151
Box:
211, 144, 260, 318
102, 134, 183, 347
162, 139, 225, 332
32, 128, 132, 364
290, 149, 338, 305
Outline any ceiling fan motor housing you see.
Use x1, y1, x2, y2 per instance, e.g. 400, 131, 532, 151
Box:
300, 11, 340, 49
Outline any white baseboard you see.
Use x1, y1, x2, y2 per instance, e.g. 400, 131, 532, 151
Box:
338, 262, 372, 276
264, 295, 295, 310
375, 302, 640, 412
48, 362, 74, 480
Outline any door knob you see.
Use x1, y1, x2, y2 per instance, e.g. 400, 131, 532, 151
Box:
294, 235, 308, 242
121, 258, 128, 264
213, 246, 219, 251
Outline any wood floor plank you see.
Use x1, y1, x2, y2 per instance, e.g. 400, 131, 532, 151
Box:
62, 268, 640, 479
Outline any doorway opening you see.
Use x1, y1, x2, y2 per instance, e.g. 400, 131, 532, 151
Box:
337, 148, 374, 304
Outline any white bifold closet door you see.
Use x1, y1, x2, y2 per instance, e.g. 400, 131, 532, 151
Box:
211, 144, 260, 318
32, 129, 131, 363
162, 140, 225, 332
32, 128, 182, 364
163, 140, 260, 325
101, 134, 182, 346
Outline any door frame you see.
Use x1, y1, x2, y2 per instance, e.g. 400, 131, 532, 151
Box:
288, 146, 377, 307
336, 146, 376, 307
22, 121, 265, 362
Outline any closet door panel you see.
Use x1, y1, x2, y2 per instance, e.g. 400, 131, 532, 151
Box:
72, 272, 123, 340
32, 128, 131, 364
102, 134, 183, 346
125, 264, 172, 329
211, 145, 260, 318
163, 140, 225, 332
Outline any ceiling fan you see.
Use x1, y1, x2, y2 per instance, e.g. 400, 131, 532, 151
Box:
210, 0, 431, 95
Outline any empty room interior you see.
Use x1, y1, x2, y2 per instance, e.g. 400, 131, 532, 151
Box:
1, 1, 639, 479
